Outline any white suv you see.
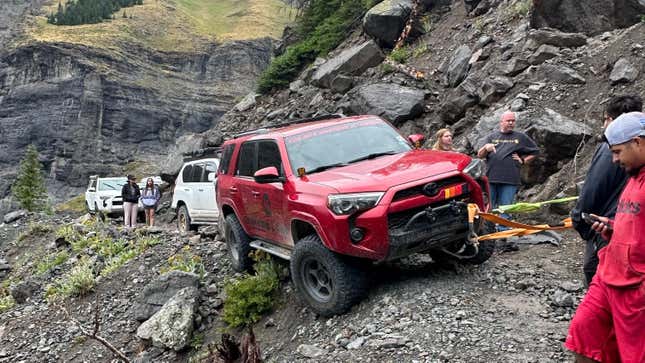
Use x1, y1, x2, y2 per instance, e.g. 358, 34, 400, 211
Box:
85, 176, 128, 216
171, 158, 220, 232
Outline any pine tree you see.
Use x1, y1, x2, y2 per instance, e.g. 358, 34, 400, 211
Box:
12, 145, 48, 212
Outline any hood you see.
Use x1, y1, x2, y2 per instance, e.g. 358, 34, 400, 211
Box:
304, 150, 471, 193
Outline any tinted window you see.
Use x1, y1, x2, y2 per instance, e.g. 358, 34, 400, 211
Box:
182, 165, 193, 183
204, 162, 217, 181
191, 163, 205, 182
236, 142, 256, 177
218, 144, 235, 175
258, 141, 282, 174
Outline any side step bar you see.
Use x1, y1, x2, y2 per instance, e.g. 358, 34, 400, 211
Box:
250, 240, 292, 260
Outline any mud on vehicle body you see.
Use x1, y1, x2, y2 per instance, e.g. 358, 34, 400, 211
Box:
216, 115, 492, 316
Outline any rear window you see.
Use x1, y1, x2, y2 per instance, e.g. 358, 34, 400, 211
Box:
182, 165, 193, 183
236, 142, 256, 177
218, 144, 235, 175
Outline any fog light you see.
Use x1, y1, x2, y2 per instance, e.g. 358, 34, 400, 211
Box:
350, 227, 364, 243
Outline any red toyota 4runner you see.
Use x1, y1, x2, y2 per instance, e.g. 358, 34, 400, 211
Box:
216, 115, 493, 316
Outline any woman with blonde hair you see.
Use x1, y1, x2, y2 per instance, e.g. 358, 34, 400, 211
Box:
432, 128, 454, 151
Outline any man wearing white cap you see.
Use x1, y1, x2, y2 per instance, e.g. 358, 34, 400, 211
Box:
565, 112, 645, 363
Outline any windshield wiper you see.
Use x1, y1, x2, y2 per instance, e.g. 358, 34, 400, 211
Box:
305, 162, 349, 174
347, 150, 398, 164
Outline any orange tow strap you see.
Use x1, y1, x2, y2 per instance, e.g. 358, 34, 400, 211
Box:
468, 203, 572, 241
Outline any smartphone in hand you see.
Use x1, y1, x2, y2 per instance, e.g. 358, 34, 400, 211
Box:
581, 212, 613, 231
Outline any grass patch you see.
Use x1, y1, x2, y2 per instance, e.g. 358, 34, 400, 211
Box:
26, 0, 293, 52
17, 223, 53, 244
56, 194, 87, 214
35, 251, 70, 275
160, 246, 206, 279
45, 257, 96, 302
506, 0, 531, 19
222, 251, 281, 328
389, 46, 412, 64
0, 295, 15, 314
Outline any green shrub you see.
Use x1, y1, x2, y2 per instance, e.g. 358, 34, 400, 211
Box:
12, 144, 48, 212
222, 252, 281, 328
0, 295, 15, 314
35, 251, 69, 275
45, 257, 95, 302
257, 0, 378, 93
507, 0, 531, 18
389, 46, 412, 64
161, 246, 206, 279
17, 223, 53, 243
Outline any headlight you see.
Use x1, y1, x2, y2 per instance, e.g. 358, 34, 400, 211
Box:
327, 192, 384, 215
464, 158, 485, 179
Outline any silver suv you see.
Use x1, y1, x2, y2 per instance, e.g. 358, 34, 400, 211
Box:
85, 176, 128, 216
171, 158, 220, 233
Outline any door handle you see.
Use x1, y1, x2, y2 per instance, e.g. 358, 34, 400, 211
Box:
251, 191, 260, 197
198, 189, 204, 192
183, 188, 190, 192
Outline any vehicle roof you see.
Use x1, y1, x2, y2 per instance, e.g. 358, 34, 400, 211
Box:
229, 115, 382, 143
183, 157, 220, 166
98, 177, 127, 181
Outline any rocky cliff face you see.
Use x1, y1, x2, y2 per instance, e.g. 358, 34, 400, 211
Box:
0, 38, 273, 198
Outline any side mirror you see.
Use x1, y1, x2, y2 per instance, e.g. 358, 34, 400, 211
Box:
408, 134, 425, 149
253, 166, 283, 184
207, 172, 216, 182
88, 187, 96, 192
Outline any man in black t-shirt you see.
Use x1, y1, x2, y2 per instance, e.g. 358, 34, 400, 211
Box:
477, 111, 539, 226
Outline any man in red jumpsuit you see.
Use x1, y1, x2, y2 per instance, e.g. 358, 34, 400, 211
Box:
565, 111, 645, 363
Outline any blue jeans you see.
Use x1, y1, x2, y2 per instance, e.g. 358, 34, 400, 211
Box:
489, 183, 518, 224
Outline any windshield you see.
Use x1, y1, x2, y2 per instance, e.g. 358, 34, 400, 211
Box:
285, 120, 411, 174
98, 179, 127, 191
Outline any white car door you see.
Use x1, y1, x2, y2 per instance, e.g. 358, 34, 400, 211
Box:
85, 177, 97, 211
199, 160, 219, 220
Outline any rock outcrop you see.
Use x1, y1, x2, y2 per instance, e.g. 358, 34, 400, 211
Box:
0, 39, 273, 198
531, 0, 645, 36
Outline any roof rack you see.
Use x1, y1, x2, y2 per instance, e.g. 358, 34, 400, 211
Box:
182, 146, 222, 162
233, 113, 345, 139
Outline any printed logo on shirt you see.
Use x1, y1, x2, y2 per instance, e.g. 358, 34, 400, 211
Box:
617, 200, 641, 215
491, 139, 520, 144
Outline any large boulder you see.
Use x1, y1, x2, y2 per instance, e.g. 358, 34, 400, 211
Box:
136, 287, 199, 351
531, 0, 645, 36
132, 271, 200, 322
363, 0, 416, 47
443, 45, 472, 88
527, 28, 587, 48
3, 210, 26, 224
477, 76, 514, 106
535, 64, 586, 84
609, 58, 639, 85
311, 40, 384, 88
348, 83, 425, 125
158, 134, 207, 184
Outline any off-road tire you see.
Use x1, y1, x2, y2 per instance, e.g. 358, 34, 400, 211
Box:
177, 205, 197, 233
465, 220, 496, 265
224, 214, 252, 272
290, 235, 367, 317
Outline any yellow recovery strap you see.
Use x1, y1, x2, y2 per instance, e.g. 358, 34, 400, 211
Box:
468, 203, 572, 241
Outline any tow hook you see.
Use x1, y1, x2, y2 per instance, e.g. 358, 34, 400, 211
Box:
438, 204, 480, 259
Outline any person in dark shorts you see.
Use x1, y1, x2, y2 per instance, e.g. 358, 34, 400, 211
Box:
140, 177, 161, 227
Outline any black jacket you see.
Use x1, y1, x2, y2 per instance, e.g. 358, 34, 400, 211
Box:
121, 182, 141, 203
571, 143, 627, 240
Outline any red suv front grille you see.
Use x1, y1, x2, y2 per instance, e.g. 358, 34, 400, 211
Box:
392, 176, 465, 202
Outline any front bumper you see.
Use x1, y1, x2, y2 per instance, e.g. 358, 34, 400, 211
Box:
386, 200, 469, 260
